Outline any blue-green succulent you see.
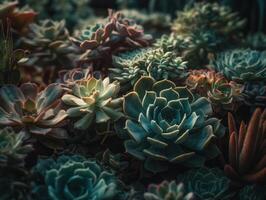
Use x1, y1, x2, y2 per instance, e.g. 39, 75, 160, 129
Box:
211, 49, 266, 83
121, 76, 225, 173
238, 185, 266, 200
32, 155, 123, 200
144, 180, 195, 200
177, 168, 234, 200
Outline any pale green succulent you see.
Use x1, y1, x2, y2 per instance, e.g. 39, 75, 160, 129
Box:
121, 76, 225, 173
211, 49, 266, 83
110, 48, 188, 90
144, 180, 195, 200
62, 77, 123, 130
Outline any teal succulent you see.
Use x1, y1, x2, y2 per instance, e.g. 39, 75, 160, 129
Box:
238, 185, 266, 200
0, 127, 32, 167
62, 77, 123, 130
110, 48, 188, 90
121, 76, 225, 173
0, 83, 68, 149
211, 49, 266, 83
177, 168, 234, 200
32, 155, 123, 200
245, 32, 266, 51
144, 180, 195, 200
241, 82, 266, 107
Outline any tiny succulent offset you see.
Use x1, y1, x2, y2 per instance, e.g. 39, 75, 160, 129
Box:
0, 83, 67, 148
177, 168, 234, 200
144, 180, 195, 200
62, 77, 123, 130
32, 155, 123, 200
225, 108, 266, 184
121, 76, 225, 173
210, 49, 266, 83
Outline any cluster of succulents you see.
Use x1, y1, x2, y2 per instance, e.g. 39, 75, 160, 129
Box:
0, 1, 266, 199
186, 70, 243, 108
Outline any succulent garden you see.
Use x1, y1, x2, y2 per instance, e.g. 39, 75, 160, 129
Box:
0, 0, 266, 199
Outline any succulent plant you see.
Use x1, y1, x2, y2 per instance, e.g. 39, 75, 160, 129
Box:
0, 127, 32, 167
210, 49, 266, 83
245, 32, 266, 51
110, 48, 188, 91
32, 155, 123, 200
177, 168, 234, 200
144, 180, 195, 200
225, 108, 266, 184
72, 9, 152, 69
20, 20, 79, 83
238, 185, 266, 200
186, 70, 243, 106
172, 2, 246, 39
121, 76, 225, 173
0, 83, 68, 148
0, 1, 37, 34
241, 82, 266, 108
62, 77, 123, 130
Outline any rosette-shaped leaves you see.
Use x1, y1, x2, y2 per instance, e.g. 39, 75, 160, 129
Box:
0, 127, 32, 167
110, 48, 187, 91
33, 155, 123, 200
172, 2, 245, 38
62, 77, 123, 130
225, 108, 266, 184
144, 180, 195, 200
21, 20, 78, 73
154, 33, 186, 53
0, 83, 67, 148
122, 76, 225, 173
238, 185, 266, 200
177, 168, 233, 200
186, 70, 243, 106
211, 49, 266, 83
241, 82, 266, 107
72, 10, 152, 68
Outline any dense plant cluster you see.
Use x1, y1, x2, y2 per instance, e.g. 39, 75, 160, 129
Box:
0, 1, 265, 200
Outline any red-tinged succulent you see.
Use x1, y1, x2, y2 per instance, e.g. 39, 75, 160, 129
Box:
224, 108, 266, 184
72, 9, 152, 69
0, 83, 68, 149
186, 70, 243, 107
0, 1, 37, 34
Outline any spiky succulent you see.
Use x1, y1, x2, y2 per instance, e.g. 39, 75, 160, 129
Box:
186, 70, 243, 106
144, 180, 195, 200
21, 20, 78, 75
110, 48, 188, 91
225, 108, 266, 184
238, 185, 266, 200
177, 168, 234, 200
172, 2, 245, 38
0, 1, 37, 33
72, 10, 152, 69
210, 49, 266, 83
62, 77, 123, 130
32, 155, 123, 200
0, 83, 67, 148
121, 76, 225, 173
0, 127, 32, 167
245, 32, 266, 51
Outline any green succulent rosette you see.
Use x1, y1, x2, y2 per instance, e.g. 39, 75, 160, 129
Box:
62, 77, 123, 130
121, 76, 225, 173
177, 168, 234, 200
32, 155, 124, 200
210, 49, 266, 83
144, 180, 195, 200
